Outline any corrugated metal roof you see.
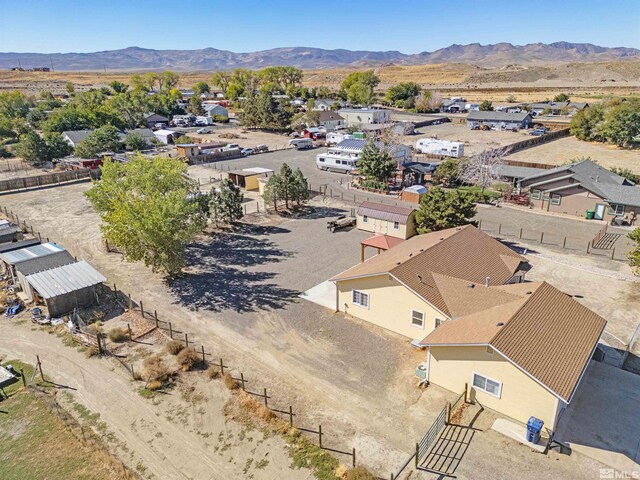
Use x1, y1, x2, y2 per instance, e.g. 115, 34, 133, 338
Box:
0, 238, 41, 254
357, 201, 415, 224
26, 261, 106, 299
0, 242, 65, 265
467, 111, 531, 122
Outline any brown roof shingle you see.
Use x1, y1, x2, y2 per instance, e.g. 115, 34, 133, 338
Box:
357, 201, 415, 224
422, 282, 606, 402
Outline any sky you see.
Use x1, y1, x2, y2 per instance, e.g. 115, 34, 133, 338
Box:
1, 0, 639, 53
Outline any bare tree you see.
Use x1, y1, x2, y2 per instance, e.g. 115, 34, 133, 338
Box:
458, 146, 510, 191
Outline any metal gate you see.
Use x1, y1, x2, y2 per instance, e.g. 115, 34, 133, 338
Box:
418, 406, 447, 460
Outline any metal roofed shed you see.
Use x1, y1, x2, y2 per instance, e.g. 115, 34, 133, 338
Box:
25, 261, 107, 316
0, 225, 22, 244
228, 167, 274, 190
0, 238, 41, 254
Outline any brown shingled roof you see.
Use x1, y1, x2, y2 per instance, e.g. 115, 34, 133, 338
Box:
421, 282, 606, 402
332, 225, 528, 317
356, 201, 415, 224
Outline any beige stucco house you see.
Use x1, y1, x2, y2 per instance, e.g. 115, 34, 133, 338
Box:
356, 201, 417, 240
421, 282, 606, 431
331, 225, 530, 339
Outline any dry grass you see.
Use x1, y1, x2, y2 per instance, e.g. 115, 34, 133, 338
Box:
165, 340, 185, 355
223, 372, 238, 390
107, 327, 129, 343
84, 345, 99, 358
146, 379, 162, 391
206, 366, 220, 379
343, 466, 377, 480
142, 353, 167, 381
176, 348, 200, 372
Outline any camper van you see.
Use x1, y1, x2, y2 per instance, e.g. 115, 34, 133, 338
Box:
289, 138, 313, 150
315, 154, 358, 173
415, 138, 465, 158
326, 132, 353, 145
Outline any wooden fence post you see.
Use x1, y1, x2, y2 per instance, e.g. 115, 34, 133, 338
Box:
201, 345, 206, 363
498, 224, 502, 235
128, 294, 132, 311
446, 403, 451, 423
154, 310, 158, 328
263, 388, 268, 407
478, 220, 482, 230
36, 355, 44, 382
127, 324, 133, 340
169, 322, 173, 338
20, 368, 26, 387
219, 358, 225, 375
97, 333, 103, 355
415, 443, 419, 468
38, 232, 42, 242
519, 228, 523, 239
318, 424, 322, 448
240, 372, 246, 391
288, 405, 293, 426
562, 237, 567, 249
184, 333, 189, 348
130, 363, 135, 379
352, 448, 356, 467
611, 247, 616, 260
464, 382, 468, 403
140, 301, 144, 318
587, 242, 591, 254
540, 232, 544, 244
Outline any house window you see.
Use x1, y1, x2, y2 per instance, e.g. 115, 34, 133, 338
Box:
531, 189, 541, 200
472, 373, 502, 398
393, 221, 400, 230
550, 193, 561, 205
608, 204, 625, 216
434, 318, 444, 328
411, 310, 424, 328
352, 290, 369, 308
363, 215, 368, 223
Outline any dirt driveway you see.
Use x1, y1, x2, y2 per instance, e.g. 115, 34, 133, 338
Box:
0, 323, 312, 480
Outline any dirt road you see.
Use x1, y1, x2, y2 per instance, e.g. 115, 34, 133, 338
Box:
0, 322, 312, 480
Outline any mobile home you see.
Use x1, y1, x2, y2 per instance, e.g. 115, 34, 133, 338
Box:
415, 138, 465, 158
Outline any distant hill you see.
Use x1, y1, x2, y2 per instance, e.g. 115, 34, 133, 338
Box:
1, 42, 638, 71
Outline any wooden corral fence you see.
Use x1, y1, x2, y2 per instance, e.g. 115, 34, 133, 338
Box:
500, 128, 570, 156
0, 168, 99, 193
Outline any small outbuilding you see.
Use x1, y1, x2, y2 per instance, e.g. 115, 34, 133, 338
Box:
25, 260, 106, 316
401, 185, 428, 204
153, 129, 179, 145
228, 168, 274, 191
144, 112, 170, 128
356, 201, 417, 239
0, 238, 41, 254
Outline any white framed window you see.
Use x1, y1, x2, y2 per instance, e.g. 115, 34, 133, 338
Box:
434, 317, 444, 328
472, 373, 502, 398
608, 204, 625, 216
550, 193, 561, 205
411, 310, 424, 328
531, 189, 541, 200
352, 290, 369, 308
363, 215, 368, 223
393, 221, 400, 230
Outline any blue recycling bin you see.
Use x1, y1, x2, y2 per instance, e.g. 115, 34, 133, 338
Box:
526, 416, 544, 444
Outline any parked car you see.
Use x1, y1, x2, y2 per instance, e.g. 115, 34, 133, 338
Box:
241, 148, 255, 156
529, 129, 547, 136
197, 128, 212, 134
153, 122, 166, 129
255, 144, 269, 153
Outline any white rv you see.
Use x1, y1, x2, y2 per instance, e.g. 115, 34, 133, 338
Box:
316, 138, 411, 174
288, 138, 313, 150
326, 132, 353, 145
415, 138, 465, 158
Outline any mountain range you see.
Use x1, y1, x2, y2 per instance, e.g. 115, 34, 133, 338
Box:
1, 42, 638, 71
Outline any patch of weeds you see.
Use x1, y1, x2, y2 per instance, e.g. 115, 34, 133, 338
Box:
287, 437, 339, 480
155, 431, 163, 438
136, 461, 147, 474
243, 458, 253, 474
138, 387, 155, 399
255, 458, 269, 470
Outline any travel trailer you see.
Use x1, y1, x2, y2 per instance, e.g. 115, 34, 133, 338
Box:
415, 138, 465, 158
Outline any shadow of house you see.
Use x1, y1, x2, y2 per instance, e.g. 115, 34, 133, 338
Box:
169, 225, 298, 312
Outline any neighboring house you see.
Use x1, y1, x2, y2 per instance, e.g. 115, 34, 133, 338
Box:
317, 111, 345, 131
331, 225, 529, 339
519, 160, 640, 223
356, 201, 417, 239
121, 128, 156, 147
62, 129, 93, 148
25, 260, 106, 316
315, 138, 412, 173
313, 99, 344, 111
228, 167, 274, 190
440, 100, 467, 113
420, 281, 606, 432
526, 102, 589, 117
467, 111, 533, 130
203, 104, 229, 118
144, 112, 170, 128
493, 164, 549, 187
338, 108, 391, 127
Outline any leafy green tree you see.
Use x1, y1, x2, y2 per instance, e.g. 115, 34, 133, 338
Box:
130, 74, 149, 92
186, 95, 204, 116
109, 81, 128, 94
277, 163, 295, 210
347, 83, 376, 106
160, 71, 180, 91
629, 228, 640, 274
415, 187, 477, 233
124, 132, 147, 151
65, 81, 75, 96
15, 132, 72, 164
602, 101, 640, 147
0, 91, 32, 119
106, 90, 149, 129
211, 179, 244, 224
479, 100, 493, 111
74, 124, 122, 158
385, 82, 421, 106
192, 82, 210, 96
240, 91, 291, 131
553, 93, 570, 102
210, 71, 232, 96
85, 156, 207, 276
26, 108, 45, 127
358, 142, 395, 184
432, 158, 460, 185
42, 107, 90, 133
341, 70, 380, 91
570, 104, 605, 141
